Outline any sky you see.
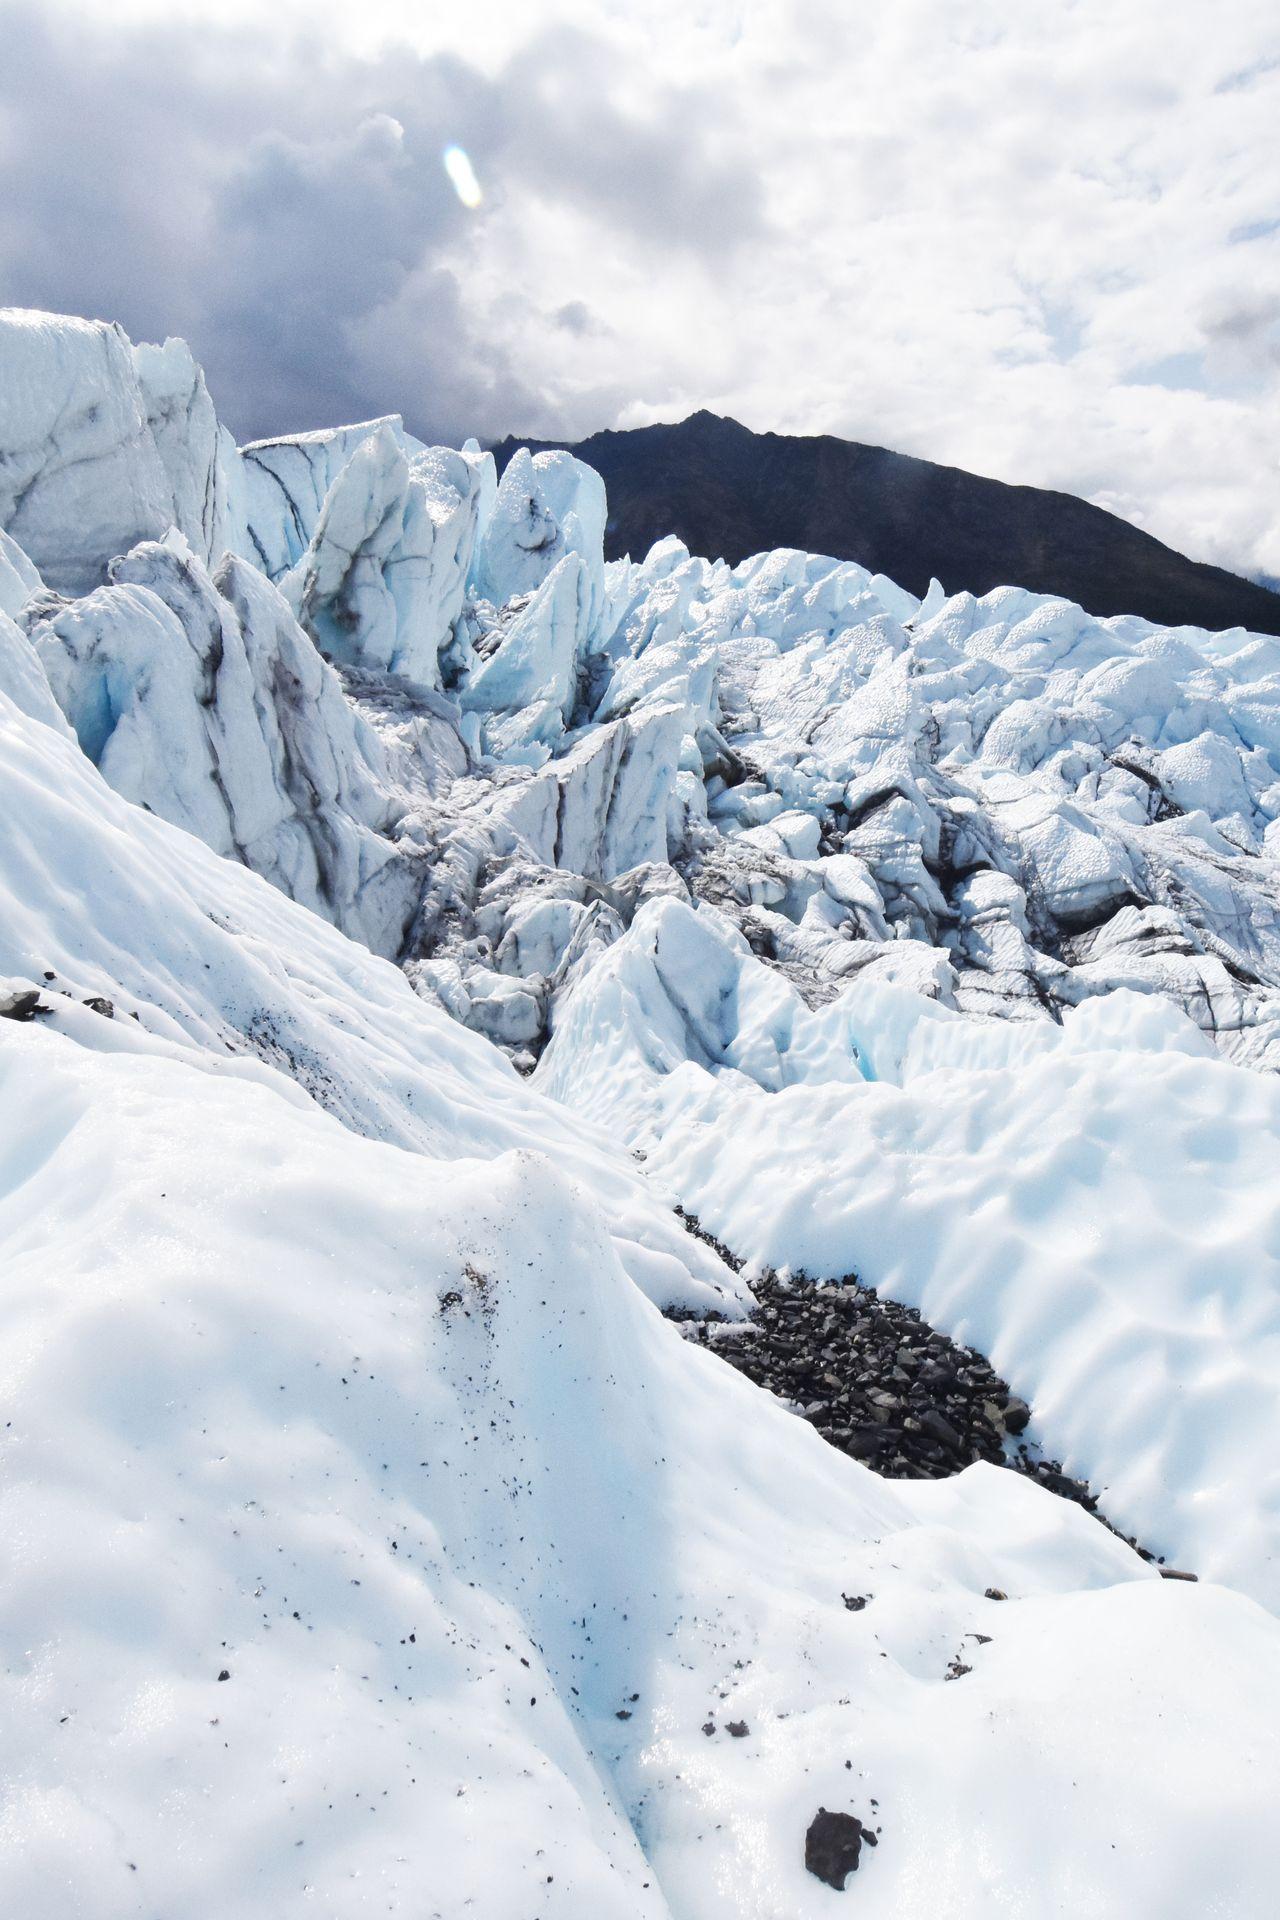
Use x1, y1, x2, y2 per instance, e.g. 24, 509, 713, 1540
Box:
1, 0, 1278, 582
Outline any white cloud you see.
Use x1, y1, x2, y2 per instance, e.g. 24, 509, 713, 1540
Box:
8, 0, 1280, 579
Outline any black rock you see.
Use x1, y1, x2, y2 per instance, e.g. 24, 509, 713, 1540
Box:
667, 1219, 1160, 1564
804, 1808, 864, 1889
920, 1408, 963, 1452
0, 989, 42, 1022
726, 1720, 749, 1738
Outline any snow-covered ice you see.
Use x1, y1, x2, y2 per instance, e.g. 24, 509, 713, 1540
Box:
2, 305, 1280, 1912
0, 677, 735, 1320
4, 1015, 1280, 1918
540, 896, 1280, 1604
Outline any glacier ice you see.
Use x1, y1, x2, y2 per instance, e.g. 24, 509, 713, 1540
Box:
280, 420, 494, 687
19, 298, 1280, 1077
470, 444, 608, 630
0, 525, 42, 619
4, 1005, 1278, 1916
463, 551, 596, 743
24, 538, 425, 956
132, 332, 247, 570
539, 892, 1280, 1603
241, 415, 411, 579
2, 304, 1280, 1912
0, 309, 243, 591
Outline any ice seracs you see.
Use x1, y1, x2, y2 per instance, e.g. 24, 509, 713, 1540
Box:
241, 416, 409, 579
0, 309, 242, 592
462, 552, 596, 747
132, 332, 247, 570
23, 537, 426, 956
278, 420, 494, 688
469, 444, 608, 628
14, 303, 1280, 1074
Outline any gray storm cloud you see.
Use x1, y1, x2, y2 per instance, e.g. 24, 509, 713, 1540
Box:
0, 4, 763, 443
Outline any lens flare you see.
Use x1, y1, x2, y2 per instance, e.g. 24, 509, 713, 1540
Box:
442, 144, 483, 210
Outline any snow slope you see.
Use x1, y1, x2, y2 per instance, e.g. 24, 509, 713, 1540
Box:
0, 678, 736, 1319
4, 1019, 1279, 1918
2, 305, 1280, 1910
539, 896, 1280, 1605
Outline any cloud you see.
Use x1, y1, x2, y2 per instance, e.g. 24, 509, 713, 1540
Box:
495, 29, 763, 251
0, 0, 1277, 583
554, 301, 597, 335
1199, 291, 1280, 379
0, 3, 763, 443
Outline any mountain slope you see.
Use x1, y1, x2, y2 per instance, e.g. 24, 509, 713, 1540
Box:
494, 411, 1280, 636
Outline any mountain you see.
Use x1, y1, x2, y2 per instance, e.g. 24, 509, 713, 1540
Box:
493, 410, 1280, 637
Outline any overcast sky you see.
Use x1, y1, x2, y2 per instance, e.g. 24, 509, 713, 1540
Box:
2, 0, 1278, 581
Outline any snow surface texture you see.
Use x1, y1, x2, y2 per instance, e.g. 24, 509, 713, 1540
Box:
2, 307, 1280, 1911
539, 898, 1280, 1602
6, 1016, 1279, 1918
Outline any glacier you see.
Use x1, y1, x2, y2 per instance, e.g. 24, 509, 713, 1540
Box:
2, 305, 1280, 1915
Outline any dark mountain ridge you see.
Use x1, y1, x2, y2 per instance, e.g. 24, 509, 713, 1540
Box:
493, 411, 1280, 637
